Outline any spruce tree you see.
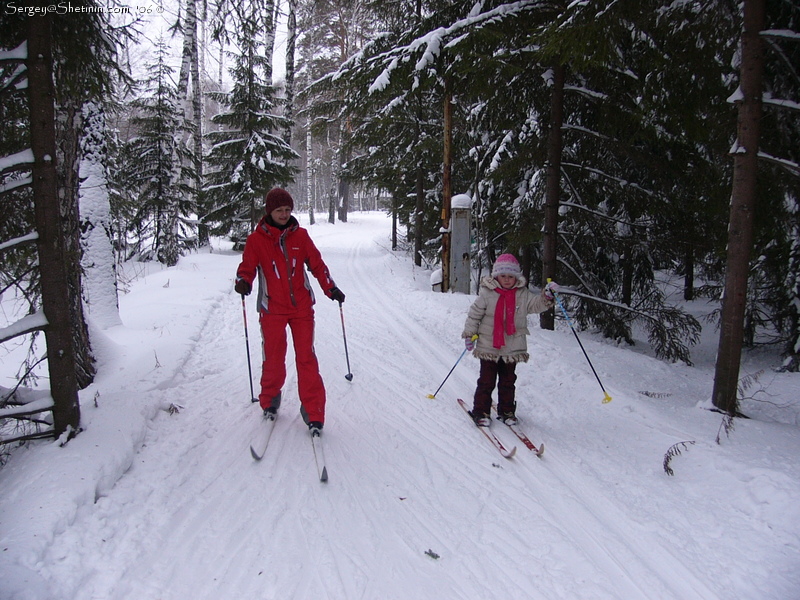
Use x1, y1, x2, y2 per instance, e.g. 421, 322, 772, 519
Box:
203, 0, 297, 240
121, 40, 196, 266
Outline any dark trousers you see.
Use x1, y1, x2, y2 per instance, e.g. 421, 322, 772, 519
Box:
473, 359, 517, 417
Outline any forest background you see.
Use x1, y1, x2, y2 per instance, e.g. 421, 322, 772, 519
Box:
0, 0, 799, 448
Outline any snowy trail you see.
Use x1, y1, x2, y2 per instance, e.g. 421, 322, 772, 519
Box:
514, 448, 720, 600
322, 218, 720, 598
11, 213, 799, 600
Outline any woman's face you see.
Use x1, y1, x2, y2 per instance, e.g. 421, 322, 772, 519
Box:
270, 205, 292, 226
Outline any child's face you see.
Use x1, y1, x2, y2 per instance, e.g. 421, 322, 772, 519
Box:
497, 274, 517, 289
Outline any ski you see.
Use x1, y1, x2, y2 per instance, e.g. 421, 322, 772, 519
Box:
492, 404, 544, 456
457, 399, 516, 459
250, 412, 277, 460
504, 421, 544, 457
310, 429, 328, 482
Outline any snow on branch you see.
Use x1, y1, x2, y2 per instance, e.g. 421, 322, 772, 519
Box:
0, 232, 38, 252
561, 161, 655, 196
0, 149, 34, 175
364, 1, 548, 93
0, 62, 27, 95
559, 201, 653, 228
761, 29, 800, 41
0, 175, 32, 195
0, 41, 27, 62
0, 398, 54, 420
758, 151, 800, 176
560, 289, 701, 363
762, 95, 800, 112
564, 85, 608, 101
562, 123, 610, 141
0, 311, 48, 345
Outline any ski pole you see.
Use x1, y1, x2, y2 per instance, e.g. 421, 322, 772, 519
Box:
548, 279, 612, 404
339, 301, 353, 381
240, 295, 258, 403
427, 335, 478, 399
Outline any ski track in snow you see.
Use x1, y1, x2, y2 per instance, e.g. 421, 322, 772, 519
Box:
11, 213, 799, 600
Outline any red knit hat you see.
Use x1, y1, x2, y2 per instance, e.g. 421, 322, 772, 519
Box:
265, 188, 294, 213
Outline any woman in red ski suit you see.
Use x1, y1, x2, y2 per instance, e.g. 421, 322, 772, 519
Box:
235, 188, 345, 433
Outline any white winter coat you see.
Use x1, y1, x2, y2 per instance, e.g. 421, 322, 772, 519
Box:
461, 276, 553, 363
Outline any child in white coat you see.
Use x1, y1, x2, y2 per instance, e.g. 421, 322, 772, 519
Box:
462, 254, 557, 426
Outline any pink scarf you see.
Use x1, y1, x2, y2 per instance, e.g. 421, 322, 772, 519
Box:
493, 287, 517, 349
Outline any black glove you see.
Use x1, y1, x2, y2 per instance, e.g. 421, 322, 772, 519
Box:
329, 287, 345, 303
235, 278, 252, 296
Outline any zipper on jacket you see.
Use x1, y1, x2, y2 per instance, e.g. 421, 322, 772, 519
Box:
279, 230, 297, 306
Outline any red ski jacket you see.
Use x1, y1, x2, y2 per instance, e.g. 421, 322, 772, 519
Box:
236, 216, 336, 315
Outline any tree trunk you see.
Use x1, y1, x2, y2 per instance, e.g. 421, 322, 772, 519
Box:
392, 192, 398, 251
414, 167, 424, 266
328, 184, 336, 224
176, 0, 195, 101
540, 63, 565, 330
285, 0, 297, 145
28, 14, 81, 437
55, 98, 95, 389
683, 242, 695, 301
190, 0, 205, 246
306, 126, 315, 224
711, 0, 766, 415
621, 253, 633, 305
337, 135, 350, 223
338, 175, 349, 222
441, 82, 453, 292
263, 0, 276, 83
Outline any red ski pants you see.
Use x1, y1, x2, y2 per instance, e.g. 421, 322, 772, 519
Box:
259, 309, 326, 423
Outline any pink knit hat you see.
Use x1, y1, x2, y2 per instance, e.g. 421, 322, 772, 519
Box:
492, 253, 522, 278
265, 188, 294, 213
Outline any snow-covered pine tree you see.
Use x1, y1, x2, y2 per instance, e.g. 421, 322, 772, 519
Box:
306, 0, 481, 262
313, 0, 708, 361
121, 40, 197, 267
743, 2, 800, 372
479, 1, 707, 361
203, 0, 296, 241
301, 0, 798, 367
0, 22, 41, 396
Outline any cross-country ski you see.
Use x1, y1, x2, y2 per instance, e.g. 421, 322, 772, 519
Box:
457, 399, 517, 459
310, 429, 329, 483
249, 411, 278, 461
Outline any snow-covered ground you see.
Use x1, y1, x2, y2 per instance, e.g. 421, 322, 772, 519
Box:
1, 212, 798, 600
